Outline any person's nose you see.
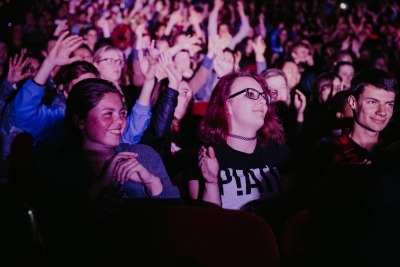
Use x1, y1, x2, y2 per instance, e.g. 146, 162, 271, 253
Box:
115, 114, 126, 125
376, 103, 387, 116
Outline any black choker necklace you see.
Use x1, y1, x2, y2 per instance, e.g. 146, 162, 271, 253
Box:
228, 133, 257, 141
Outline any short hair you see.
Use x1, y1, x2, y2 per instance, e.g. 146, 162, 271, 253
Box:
334, 61, 355, 75
65, 78, 122, 142
199, 70, 285, 146
261, 68, 288, 86
93, 44, 124, 63
350, 68, 398, 99
310, 72, 341, 106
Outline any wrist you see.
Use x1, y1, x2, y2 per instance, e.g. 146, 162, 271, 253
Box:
144, 175, 163, 196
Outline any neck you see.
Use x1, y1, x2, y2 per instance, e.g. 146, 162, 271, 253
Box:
349, 126, 380, 152
227, 135, 257, 154
227, 133, 257, 141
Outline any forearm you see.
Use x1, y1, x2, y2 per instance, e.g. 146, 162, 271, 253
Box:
202, 182, 222, 206
228, 12, 250, 50
137, 78, 155, 106
121, 101, 151, 143
132, 49, 145, 87
207, 6, 219, 37
256, 57, 267, 74
144, 174, 163, 196
141, 88, 178, 143
33, 58, 56, 85
189, 55, 214, 94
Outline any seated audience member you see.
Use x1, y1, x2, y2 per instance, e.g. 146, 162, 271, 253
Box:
71, 43, 93, 63
185, 70, 292, 210
306, 68, 397, 195
262, 68, 306, 152
32, 78, 180, 265
139, 52, 200, 178
335, 61, 355, 91
302, 71, 343, 148
323, 89, 353, 138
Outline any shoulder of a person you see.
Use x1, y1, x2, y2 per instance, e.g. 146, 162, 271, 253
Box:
117, 143, 159, 155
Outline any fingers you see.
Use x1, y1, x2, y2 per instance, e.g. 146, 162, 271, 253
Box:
55, 31, 70, 47
206, 146, 215, 159
158, 51, 173, 69
63, 35, 83, 51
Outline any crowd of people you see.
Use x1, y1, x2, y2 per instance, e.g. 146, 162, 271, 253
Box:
1, 0, 400, 266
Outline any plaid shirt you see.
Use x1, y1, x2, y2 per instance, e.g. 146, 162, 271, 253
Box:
329, 134, 372, 164
312, 133, 374, 180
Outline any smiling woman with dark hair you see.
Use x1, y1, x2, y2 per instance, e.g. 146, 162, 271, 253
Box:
32, 77, 180, 266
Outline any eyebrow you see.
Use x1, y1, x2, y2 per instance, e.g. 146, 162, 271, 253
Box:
365, 97, 395, 103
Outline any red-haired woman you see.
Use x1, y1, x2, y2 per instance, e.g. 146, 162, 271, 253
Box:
185, 70, 292, 210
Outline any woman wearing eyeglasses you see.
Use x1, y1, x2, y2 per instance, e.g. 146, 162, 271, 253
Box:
93, 45, 135, 113
93, 43, 156, 144
185, 70, 292, 210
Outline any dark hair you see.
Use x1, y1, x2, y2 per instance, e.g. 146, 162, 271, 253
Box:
334, 61, 355, 75
350, 68, 398, 99
310, 72, 341, 107
53, 61, 100, 94
71, 43, 93, 56
199, 70, 285, 145
65, 78, 122, 143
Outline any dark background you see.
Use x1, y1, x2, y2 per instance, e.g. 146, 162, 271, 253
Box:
0, 0, 34, 35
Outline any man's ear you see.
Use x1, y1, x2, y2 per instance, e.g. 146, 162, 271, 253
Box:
348, 95, 356, 109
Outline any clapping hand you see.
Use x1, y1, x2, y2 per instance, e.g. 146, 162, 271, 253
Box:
198, 146, 219, 185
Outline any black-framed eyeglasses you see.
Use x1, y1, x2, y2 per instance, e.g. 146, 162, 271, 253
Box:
97, 58, 124, 67
228, 88, 271, 104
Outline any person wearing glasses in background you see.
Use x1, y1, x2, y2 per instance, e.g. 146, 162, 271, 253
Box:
93, 43, 156, 144
185, 71, 292, 211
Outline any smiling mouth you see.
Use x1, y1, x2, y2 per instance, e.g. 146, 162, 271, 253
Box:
107, 129, 122, 135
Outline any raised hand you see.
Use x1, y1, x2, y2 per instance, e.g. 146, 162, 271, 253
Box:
139, 39, 157, 80
134, 23, 147, 50
189, 6, 203, 26
213, 52, 235, 77
250, 35, 267, 59
293, 89, 306, 122
198, 146, 219, 185
6, 48, 31, 84
158, 51, 182, 90
47, 31, 83, 66
180, 35, 202, 50
208, 34, 232, 56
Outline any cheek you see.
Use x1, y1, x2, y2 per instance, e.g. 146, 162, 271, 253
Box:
86, 117, 107, 137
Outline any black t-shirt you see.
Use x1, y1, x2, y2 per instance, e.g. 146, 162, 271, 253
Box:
186, 141, 291, 210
